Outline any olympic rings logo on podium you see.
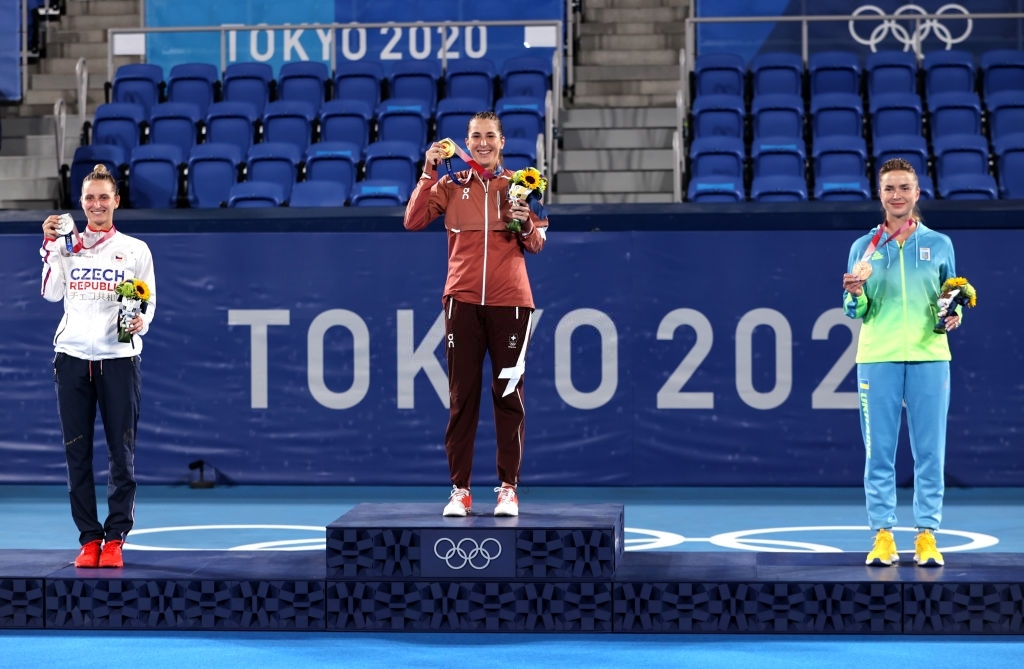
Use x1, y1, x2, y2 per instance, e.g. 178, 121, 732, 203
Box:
849, 3, 972, 52
433, 537, 503, 570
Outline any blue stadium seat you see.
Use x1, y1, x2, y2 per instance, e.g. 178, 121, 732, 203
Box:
922, 50, 975, 99
812, 135, 868, 181
872, 133, 934, 198
495, 96, 544, 141
993, 133, 1024, 198
166, 62, 220, 118
809, 92, 863, 139
865, 50, 918, 99
260, 100, 317, 152
204, 101, 259, 154
938, 173, 999, 200
927, 92, 982, 140
686, 176, 745, 202
435, 97, 483, 142
501, 137, 538, 172
109, 63, 164, 117
375, 98, 430, 147
749, 52, 804, 97
499, 55, 552, 101
90, 102, 145, 153
749, 93, 804, 140
245, 142, 302, 200
932, 133, 991, 181
222, 62, 274, 116
750, 136, 806, 179
693, 52, 746, 98
388, 60, 442, 114
808, 51, 861, 96
350, 179, 409, 206
318, 99, 373, 147
363, 140, 421, 187
444, 58, 496, 108
869, 92, 923, 142
68, 144, 126, 205
227, 181, 286, 208
688, 136, 745, 179
187, 142, 243, 208
127, 144, 183, 209
333, 61, 385, 109
690, 94, 745, 139
984, 90, 1024, 144
304, 141, 363, 197
289, 180, 348, 207
750, 174, 808, 202
277, 61, 329, 112
147, 101, 201, 157
814, 176, 871, 201
981, 49, 1024, 98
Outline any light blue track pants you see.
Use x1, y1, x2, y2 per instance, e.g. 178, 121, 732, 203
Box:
858, 361, 950, 531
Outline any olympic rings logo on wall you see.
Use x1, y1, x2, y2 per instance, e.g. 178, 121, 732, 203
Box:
849, 3, 972, 52
433, 536, 503, 569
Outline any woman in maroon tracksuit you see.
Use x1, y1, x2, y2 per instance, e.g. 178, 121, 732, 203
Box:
404, 111, 549, 517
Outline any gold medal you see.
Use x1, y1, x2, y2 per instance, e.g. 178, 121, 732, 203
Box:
438, 138, 456, 159
853, 260, 873, 280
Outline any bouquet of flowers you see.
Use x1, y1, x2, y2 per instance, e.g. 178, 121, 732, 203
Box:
114, 278, 152, 343
934, 276, 977, 334
506, 166, 548, 233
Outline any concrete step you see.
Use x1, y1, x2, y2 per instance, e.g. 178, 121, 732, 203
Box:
65, 0, 140, 17
574, 78, 680, 96
0, 176, 62, 202
3, 133, 82, 160
579, 33, 686, 51
583, 7, 688, 23
38, 55, 139, 75
560, 127, 674, 150
556, 169, 674, 193
570, 93, 678, 108
575, 64, 680, 82
49, 29, 109, 44
576, 49, 679, 67
560, 106, 678, 129
0, 155, 61, 178
557, 148, 674, 171
554, 191, 676, 204
581, 0, 682, 9
22, 87, 106, 109
30, 72, 107, 91
578, 21, 687, 36
64, 13, 145, 31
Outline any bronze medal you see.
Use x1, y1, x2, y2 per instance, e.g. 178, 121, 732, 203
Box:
853, 260, 872, 280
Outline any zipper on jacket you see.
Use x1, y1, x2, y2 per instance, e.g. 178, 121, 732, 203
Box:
480, 176, 490, 305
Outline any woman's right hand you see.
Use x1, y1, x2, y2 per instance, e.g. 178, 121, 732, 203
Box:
42, 215, 63, 239
843, 272, 864, 296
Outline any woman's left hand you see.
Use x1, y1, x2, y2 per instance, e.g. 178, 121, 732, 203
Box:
944, 314, 961, 331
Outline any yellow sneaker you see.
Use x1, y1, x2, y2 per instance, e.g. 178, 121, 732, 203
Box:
914, 529, 945, 567
866, 528, 899, 566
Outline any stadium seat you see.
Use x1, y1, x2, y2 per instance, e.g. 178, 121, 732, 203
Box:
388, 60, 442, 114
938, 173, 999, 200
686, 176, 745, 202
166, 62, 220, 117
865, 50, 918, 99
750, 136, 806, 179
750, 174, 808, 202
289, 180, 348, 207
993, 133, 1024, 198
749, 52, 804, 97
809, 92, 863, 139
245, 142, 302, 200
277, 61, 329, 112
869, 92, 923, 142
147, 101, 202, 157
67, 144, 126, 206
981, 48, 1024, 98
260, 100, 317, 152
690, 94, 745, 139
304, 141, 363, 197
187, 142, 243, 208
350, 178, 409, 206
89, 102, 145, 153
227, 181, 287, 208
693, 52, 746, 99
109, 63, 164, 117
222, 62, 274, 116
814, 176, 871, 201
808, 51, 861, 96
932, 133, 991, 181
501, 137, 538, 172
375, 98, 431, 147
688, 136, 745, 179
922, 50, 975, 99
749, 93, 804, 141
444, 58, 497, 108
333, 61, 385, 109
499, 55, 552, 101
927, 92, 982, 140
204, 101, 259, 154
435, 97, 483, 142
495, 96, 544, 141
318, 99, 373, 147
363, 140, 421, 187
984, 90, 1024, 144
127, 143, 183, 209
812, 135, 868, 181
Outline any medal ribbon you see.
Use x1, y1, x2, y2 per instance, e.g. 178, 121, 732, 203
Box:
858, 218, 915, 264
69, 226, 117, 254
438, 138, 499, 185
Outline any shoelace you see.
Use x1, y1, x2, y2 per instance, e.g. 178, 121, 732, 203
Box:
494, 487, 517, 503
449, 487, 470, 502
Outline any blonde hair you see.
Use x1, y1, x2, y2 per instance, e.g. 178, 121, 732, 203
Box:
82, 163, 119, 195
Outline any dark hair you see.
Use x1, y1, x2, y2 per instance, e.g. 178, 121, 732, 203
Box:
877, 157, 923, 220
467, 111, 503, 136
82, 163, 119, 195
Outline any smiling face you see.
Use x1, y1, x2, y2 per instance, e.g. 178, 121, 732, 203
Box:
466, 116, 505, 171
80, 177, 120, 230
878, 169, 920, 222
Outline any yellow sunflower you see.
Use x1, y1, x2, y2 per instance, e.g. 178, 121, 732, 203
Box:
133, 279, 152, 302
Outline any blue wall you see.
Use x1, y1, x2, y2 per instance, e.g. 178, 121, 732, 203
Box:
1, 202, 1020, 486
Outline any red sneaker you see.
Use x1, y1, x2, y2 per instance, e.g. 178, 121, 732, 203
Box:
98, 540, 125, 568
74, 539, 102, 568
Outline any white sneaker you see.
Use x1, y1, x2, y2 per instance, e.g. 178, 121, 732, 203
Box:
493, 486, 519, 517
442, 486, 472, 517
